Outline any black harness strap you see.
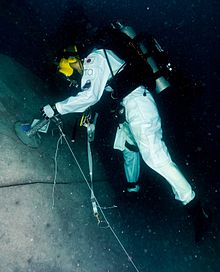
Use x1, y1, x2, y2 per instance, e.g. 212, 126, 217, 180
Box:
103, 49, 114, 78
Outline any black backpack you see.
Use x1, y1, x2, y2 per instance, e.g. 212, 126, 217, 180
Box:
93, 26, 156, 99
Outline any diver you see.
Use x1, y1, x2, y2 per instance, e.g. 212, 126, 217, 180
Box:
41, 22, 209, 242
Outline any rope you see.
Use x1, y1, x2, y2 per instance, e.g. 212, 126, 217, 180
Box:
52, 133, 63, 208
53, 124, 141, 272
87, 140, 99, 217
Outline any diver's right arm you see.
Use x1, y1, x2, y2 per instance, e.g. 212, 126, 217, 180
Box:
55, 51, 111, 114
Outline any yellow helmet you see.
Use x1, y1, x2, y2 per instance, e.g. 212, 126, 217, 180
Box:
58, 45, 82, 77
58, 57, 79, 77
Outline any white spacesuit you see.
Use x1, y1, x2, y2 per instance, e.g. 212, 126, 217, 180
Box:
43, 48, 195, 205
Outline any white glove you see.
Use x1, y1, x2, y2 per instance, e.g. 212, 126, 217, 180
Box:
41, 104, 55, 119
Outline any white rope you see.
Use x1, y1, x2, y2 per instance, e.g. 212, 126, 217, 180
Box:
87, 140, 93, 188
53, 125, 141, 272
52, 133, 63, 208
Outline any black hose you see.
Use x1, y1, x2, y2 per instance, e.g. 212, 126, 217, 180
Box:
0, 181, 72, 188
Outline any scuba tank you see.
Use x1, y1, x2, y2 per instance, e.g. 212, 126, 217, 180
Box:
113, 21, 171, 94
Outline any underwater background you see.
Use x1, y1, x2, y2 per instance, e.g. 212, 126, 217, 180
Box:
0, 1, 219, 271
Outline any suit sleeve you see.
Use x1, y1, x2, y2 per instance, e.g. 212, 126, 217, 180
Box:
55, 52, 110, 115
